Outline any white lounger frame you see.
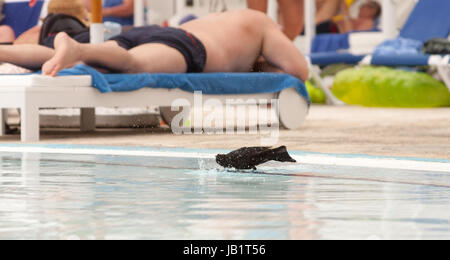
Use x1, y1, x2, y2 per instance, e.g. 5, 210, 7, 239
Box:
0, 75, 309, 142
362, 55, 450, 93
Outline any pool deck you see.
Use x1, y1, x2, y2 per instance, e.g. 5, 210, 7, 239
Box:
1, 105, 449, 159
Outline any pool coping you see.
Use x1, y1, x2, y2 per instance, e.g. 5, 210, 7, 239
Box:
0, 143, 448, 173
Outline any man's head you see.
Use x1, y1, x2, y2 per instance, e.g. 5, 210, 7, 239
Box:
359, 1, 382, 20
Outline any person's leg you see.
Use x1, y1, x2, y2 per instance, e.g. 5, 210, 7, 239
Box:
315, 0, 341, 24
14, 26, 41, 45
0, 44, 54, 70
278, 0, 304, 40
126, 44, 187, 73
0, 25, 16, 43
247, 0, 268, 13
42, 32, 133, 76
42, 32, 187, 76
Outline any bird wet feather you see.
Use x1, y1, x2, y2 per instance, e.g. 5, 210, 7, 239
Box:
216, 146, 296, 170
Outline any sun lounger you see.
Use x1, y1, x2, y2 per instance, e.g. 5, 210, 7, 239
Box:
0, 65, 310, 142
364, 0, 450, 92
310, 52, 366, 67
309, 0, 450, 104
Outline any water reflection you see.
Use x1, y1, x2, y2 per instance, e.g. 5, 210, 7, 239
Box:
0, 152, 449, 240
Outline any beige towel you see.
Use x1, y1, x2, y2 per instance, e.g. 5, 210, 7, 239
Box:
47, 0, 91, 26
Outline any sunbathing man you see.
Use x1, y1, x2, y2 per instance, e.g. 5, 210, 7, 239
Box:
0, 10, 308, 81
333, 0, 381, 33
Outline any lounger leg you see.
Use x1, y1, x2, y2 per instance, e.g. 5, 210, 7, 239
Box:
21, 152, 41, 186
278, 88, 309, 130
0, 109, 7, 136
437, 65, 450, 92
311, 65, 345, 106
80, 108, 96, 131
21, 105, 40, 142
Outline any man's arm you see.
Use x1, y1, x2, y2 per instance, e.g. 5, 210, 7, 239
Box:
315, 0, 341, 25
336, 18, 374, 33
336, 16, 354, 32
261, 26, 309, 81
354, 19, 375, 31
334, 1, 354, 33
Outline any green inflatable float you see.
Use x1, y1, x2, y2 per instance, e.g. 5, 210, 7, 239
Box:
332, 67, 450, 108
306, 81, 326, 104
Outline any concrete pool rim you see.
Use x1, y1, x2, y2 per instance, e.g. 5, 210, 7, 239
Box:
0, 143, 448, 173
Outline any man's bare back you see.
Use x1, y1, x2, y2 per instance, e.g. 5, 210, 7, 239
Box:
180, 11, 265, 73
39, 10, 308, 81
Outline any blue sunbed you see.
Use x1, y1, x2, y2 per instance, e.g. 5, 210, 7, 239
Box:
1, 0, 43, 37
367, 0, 450, 66
369, 54, 449, 67
310, 0, 450, 67
310, 52, 366, 67
309, 0, 450, 104
0, 65, 311, 142
57, 65, 310, 103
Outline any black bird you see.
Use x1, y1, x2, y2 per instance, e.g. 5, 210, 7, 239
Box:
216, 146, 297, 170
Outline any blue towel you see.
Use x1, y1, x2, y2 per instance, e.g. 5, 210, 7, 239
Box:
56, 65, 311, 105
310, 52, 366, 66
371, 54, 432, 67
373, 37, 423, 56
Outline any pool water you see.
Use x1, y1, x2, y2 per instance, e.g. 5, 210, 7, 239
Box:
0, 150, 449, 240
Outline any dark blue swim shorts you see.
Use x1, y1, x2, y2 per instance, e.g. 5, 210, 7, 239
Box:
110, 26, 207, 73
43, 25, 207, 73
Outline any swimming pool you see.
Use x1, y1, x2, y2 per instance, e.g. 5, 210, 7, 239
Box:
0, 145, 449, 240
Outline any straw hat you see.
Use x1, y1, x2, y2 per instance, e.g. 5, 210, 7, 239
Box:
47, 0, 90, 25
